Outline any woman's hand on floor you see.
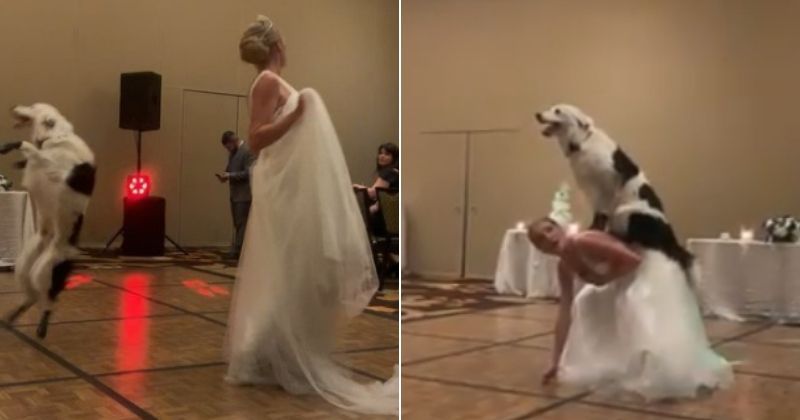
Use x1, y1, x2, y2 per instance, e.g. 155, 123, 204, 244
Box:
542, 365, 558, 385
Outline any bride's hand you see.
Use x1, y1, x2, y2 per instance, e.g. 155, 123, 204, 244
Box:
542, 365, 558, 385
293, 96, 306, 119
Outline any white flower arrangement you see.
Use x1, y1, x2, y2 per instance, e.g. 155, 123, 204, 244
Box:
0, 174, 11, 191
549, 182, 572, 226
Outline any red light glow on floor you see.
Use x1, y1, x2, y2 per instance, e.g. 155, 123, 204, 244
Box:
115, 273, 152, 386
65, 274, 93, 289
182, 279, 230, 298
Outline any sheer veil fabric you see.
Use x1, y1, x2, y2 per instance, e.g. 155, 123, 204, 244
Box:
224, 71, 399, 415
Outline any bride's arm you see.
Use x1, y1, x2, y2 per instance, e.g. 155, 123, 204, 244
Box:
544, 260, 576, 384
248, 73, 305, 154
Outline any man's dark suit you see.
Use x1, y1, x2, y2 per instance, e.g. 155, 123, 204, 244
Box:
226, 142, 255, 256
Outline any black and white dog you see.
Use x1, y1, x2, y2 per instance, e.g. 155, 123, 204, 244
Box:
0, 103, 95, 338
535, 103, 693, 273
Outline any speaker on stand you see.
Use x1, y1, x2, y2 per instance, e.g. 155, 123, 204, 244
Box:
103, 71, 186, 256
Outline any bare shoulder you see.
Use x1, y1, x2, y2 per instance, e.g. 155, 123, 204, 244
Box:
252, 71, 280, 96
572, 230, 616, 247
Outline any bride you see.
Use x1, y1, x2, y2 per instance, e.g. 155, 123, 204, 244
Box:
527, 217, 733, 401
223, 15, 398, 415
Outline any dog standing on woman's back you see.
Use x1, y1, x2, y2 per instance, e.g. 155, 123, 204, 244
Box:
0, 103, 95, 338
534, 103, 693, 273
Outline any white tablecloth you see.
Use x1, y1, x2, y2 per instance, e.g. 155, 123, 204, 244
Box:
689, 238, 800, 322
0, 191, 35, 267
494, 228, 561, 298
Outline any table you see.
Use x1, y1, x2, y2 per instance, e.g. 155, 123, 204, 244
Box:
689, 238, 800, 322
0, 191, 35, 267
494, 227, 561, 298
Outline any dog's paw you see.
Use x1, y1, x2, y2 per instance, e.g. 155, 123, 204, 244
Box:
36, 310, 51, 339
36, 324, 48, 339
18, 141, 38, 154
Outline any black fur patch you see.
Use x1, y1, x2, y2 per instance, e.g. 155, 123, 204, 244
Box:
638, 184, 664, 211
620, 213, 693, 270
37, 310, 51, 339
589, 213, 609, 231
68, 214, 84, 246
612, 148, 640, 184
567, 142, 581, 155
49, 260, 74, 301
66, 163, 96, 196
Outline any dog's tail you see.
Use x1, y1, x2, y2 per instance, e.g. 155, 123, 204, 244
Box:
662, 224, 694, 272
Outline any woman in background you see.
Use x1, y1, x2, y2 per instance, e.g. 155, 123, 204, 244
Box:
355, 142, 399, 216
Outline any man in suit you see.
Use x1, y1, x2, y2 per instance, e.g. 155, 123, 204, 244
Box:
217, 131, 255, 259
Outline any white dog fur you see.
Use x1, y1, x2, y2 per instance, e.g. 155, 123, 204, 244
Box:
535, 104, 662, 228
1, 103, 95, 338
534, 104, 693, 269
534, 103, 743, 321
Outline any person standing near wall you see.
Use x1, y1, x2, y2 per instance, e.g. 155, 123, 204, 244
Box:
216, 131, 255, 259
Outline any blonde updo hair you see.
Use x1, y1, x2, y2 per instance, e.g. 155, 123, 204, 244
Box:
239, 15, 283, 66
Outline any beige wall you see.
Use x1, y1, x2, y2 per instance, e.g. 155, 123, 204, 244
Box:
0, 0, 398, 247
403, 0, 800, 277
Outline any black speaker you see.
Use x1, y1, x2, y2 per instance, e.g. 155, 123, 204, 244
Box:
119, 72, 161, 131
121, 196, 166, 256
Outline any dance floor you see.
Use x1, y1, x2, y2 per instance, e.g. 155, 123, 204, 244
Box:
0, 254, 398, 419
402, 278, 800, 420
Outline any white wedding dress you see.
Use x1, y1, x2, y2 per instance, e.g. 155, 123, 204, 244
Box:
224, 71, 398, 415
558, 249, 734, 401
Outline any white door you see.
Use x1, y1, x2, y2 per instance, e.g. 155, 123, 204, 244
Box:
404, 132, 466, 278
465, 130, 575, 278
179, 91, 239, 246
237, 97, 250, 144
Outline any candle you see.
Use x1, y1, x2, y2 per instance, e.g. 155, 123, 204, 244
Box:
567, 223, 580, 235
740, 228, 754, 241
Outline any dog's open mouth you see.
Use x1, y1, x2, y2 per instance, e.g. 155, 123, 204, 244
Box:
535, 113, 561, 137
541, 122, 561, 137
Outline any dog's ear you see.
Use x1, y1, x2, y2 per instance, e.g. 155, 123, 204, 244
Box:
576, 113, 594, 130
43, 117, 56, 130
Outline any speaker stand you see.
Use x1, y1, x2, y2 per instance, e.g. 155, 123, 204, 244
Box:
101, 130, 188, 256
101, 221, 189, 256
165, 235, 188, 254
102, 227, 123, 253
101, 229, 188, 255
